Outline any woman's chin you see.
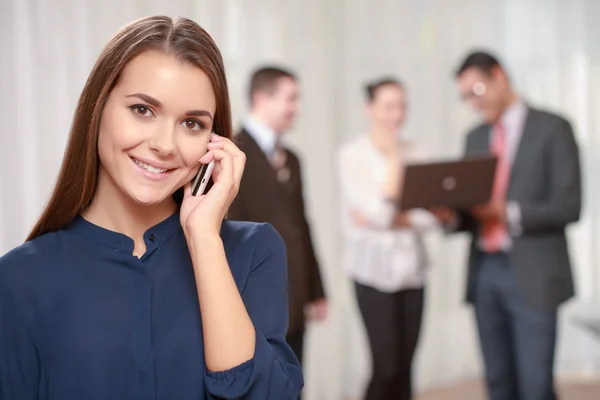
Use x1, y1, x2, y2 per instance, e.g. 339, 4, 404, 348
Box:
128, 189, 174, 208
388, 124, 402, 133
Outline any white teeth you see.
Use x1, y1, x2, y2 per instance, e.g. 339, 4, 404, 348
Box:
133, 158, 168, 174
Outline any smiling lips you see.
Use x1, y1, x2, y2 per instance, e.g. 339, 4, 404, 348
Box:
130, 156, 176, 180
132, 158, 168, 173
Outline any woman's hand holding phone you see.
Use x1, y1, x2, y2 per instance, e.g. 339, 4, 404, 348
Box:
180, 133, 246, 240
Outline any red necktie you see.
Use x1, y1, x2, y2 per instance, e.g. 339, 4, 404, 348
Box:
482, 122, 509, 252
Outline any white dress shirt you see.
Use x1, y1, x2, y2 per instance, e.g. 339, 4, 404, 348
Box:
242, 115, 278, 159
337, 135, 438, 292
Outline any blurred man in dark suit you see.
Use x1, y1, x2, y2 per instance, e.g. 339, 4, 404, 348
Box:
229, 67, 327, 393
437, 51, 581, 400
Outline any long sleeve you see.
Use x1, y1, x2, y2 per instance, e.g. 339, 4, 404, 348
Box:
294, 162, 325, 301
204, 223, 303, 399
0, 273, 39, 399
337, 146, 395, 229
519, 119, 581, 232
407, 209, 439, 233
506, 200, 523, 236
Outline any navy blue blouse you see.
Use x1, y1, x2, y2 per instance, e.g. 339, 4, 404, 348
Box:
0, 212, 303, 399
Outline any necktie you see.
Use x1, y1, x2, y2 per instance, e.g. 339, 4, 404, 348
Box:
482, 122, 509, 252
271, 142, 290, 182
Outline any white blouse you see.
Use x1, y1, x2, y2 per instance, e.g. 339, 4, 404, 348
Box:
337, 135, 438, 292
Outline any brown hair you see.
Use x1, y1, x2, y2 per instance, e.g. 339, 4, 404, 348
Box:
365, 77, 404, 102
26, 15, 232, 241
248, 66, 296, 104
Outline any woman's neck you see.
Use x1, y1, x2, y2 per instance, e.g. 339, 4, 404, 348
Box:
82, 174, 177, 247
369, 128, 401, 149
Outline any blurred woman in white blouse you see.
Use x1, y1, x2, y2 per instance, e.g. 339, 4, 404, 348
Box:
337, 77, 437, 400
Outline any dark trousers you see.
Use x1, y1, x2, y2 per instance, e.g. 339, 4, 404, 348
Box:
355, 282, 424, 400
474, 253, 558, 400
287, 330, 304, 400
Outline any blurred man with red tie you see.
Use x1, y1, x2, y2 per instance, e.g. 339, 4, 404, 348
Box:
440, 51, 581, 400
228, 67, 327, 400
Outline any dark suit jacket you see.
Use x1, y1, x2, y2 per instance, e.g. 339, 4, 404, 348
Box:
458, 106, 581, 310
229, 129, 326, 336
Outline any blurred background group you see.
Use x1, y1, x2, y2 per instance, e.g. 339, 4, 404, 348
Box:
1, 1, 600, 399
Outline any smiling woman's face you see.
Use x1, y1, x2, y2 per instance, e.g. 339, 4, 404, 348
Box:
96, 50, 216, 206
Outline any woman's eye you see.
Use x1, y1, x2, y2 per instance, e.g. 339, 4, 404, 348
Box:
181, 119, 205, 131
130, 105, 154, 117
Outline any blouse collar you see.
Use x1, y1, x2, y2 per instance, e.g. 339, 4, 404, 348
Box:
67, 211, 182, 252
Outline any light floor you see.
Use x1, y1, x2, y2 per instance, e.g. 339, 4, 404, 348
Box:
414, 378, 600, 400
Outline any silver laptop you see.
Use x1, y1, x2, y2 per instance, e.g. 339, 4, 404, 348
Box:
399, 155, 497, 210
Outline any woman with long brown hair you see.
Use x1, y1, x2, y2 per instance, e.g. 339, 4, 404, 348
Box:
0, 16, 302, 399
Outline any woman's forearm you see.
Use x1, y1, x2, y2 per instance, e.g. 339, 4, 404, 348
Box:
383, 156, 404, 200
187, 234, 256, 372
391, 211, 411, 227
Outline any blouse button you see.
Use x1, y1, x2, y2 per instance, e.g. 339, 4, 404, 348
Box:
148, 234, 156, 242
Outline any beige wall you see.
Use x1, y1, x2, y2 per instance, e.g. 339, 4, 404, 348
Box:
1, 1, 599, 399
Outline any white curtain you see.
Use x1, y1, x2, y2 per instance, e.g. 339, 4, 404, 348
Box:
1, 1, 599, 399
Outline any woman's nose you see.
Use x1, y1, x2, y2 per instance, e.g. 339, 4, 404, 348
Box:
148, 125, 176, 157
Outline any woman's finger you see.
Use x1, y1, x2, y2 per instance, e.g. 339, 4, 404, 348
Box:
206, 141, 225, 151
210, 132, 227, 142
231, 149, 245, 189
209, 134, 241, 150
210, 148, 234, 186
207, 137, 245, 186
198, 150, 215, 164
219, 144, 245, 187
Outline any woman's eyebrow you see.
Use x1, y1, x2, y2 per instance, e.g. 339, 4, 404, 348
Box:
126, 93, 162, 108
126, 92, 213, 120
